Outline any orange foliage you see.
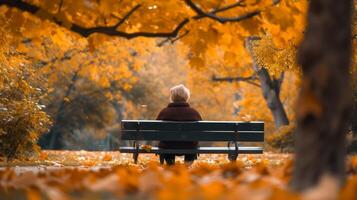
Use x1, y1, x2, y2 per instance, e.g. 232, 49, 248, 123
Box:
0, 0, 309, 151
1, 151, 357, 200
0, 23, 51, 160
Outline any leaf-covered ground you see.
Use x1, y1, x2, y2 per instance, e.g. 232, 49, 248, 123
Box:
0, 151, 356, 200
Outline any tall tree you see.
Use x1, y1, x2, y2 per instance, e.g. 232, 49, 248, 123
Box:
212, 66, 289, 128
247, 36, 289, 128
291, 0, 353, 191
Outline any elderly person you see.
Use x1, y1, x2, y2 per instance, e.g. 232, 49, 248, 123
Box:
156, 84, 202, 165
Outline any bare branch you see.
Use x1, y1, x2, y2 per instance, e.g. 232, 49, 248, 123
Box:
186, 0, 260, 24
171, 30, 190, 43
192, 0, 247, 21
157, 0, 254, 45
210, 0, 246, 13
157, 30, 190, 47
71, 18, 190, 38
212, 74, 260, 87
57, 0, 64, 13
113, 4, 141, 28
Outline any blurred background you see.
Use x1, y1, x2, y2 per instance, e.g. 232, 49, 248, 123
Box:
0, 0, 355, 157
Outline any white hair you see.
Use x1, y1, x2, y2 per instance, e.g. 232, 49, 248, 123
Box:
170, 84, 190, 103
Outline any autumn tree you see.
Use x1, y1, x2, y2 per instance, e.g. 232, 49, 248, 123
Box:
0, 4, 156, 149
38, 38, 147, 149
213, 36, 291, 129
0, 24, 51, 160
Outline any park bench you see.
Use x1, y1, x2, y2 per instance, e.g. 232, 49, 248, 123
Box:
119, 120, 264, 164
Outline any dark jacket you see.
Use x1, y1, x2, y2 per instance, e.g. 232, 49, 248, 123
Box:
156, 102, 202, 149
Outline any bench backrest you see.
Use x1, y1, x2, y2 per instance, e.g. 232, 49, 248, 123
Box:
121, 120, 264, 142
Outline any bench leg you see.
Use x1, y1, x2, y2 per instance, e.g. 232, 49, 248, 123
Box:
227, 141, 239, 162
133, 153, 139, 164
165, 155, 175, 165
159, 155, 165, 165
133, 141, 139, 164
228, 154, 238, 162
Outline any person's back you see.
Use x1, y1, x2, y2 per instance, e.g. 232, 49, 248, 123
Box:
156, 84, 202, 165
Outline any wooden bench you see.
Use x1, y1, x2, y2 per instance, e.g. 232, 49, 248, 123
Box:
119, 120, 264, 164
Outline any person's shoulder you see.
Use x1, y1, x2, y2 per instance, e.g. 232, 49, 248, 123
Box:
159, 106, 172, 115
187, 106, 202, 120
156, 106, 170, 120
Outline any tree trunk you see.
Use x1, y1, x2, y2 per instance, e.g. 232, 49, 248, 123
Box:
212, 65, 289, 129
110, 98, 127, 149
291, 0, 353, 191
256, 67, 289, 128
40, 65, 83, 149
245, 38, 290, 128
352, 91, 357, 134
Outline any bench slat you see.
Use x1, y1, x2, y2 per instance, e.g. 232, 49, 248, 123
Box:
119, 146, 263, 154
121, 120, 264, 132
121, 130, 264, 142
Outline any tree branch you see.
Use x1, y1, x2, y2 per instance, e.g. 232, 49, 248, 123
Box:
158, 0, 259, 45
272, 72, 284, 96
113, 4, 141, 29
193, 0, 246, 21
0, 0, 189, 39
186, 0, 260, 24
212, 74, 260, 87
57, 0, 64, 13
0, 0, 266, 40
73, 18, 190, 38
157, 30, 190, 47
0, 0, 190, 39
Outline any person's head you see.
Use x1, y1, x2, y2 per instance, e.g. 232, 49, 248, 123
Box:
170, 84, 190, 103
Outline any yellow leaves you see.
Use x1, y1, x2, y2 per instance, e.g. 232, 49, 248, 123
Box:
0, 48, 51, 159
201, 26, 220, 44
251, 34, 299, 75
50, 29, 74, 50
88, 34, 111, 52
39, 151, 49, 161
116, 167, 140, 193
221, 32, 233, 45
221, 161, 244, 178
200, 181, 226, 200
340, 175, 357, 200
157, 167, 192, 200
189, 56, 205, 69
238, 16, 262, 35
26, 188, 42, 200
223, 51, 238, 66
260, 0, 307, 48
262, 5, 293, 32
87, 173, 121, 194
266, 124, 295, 152
98, 0, 118, 17
102, 153, 113, 161
141, 144, 153, 152
83, 160, 96, 167
2, 151, 357, 200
